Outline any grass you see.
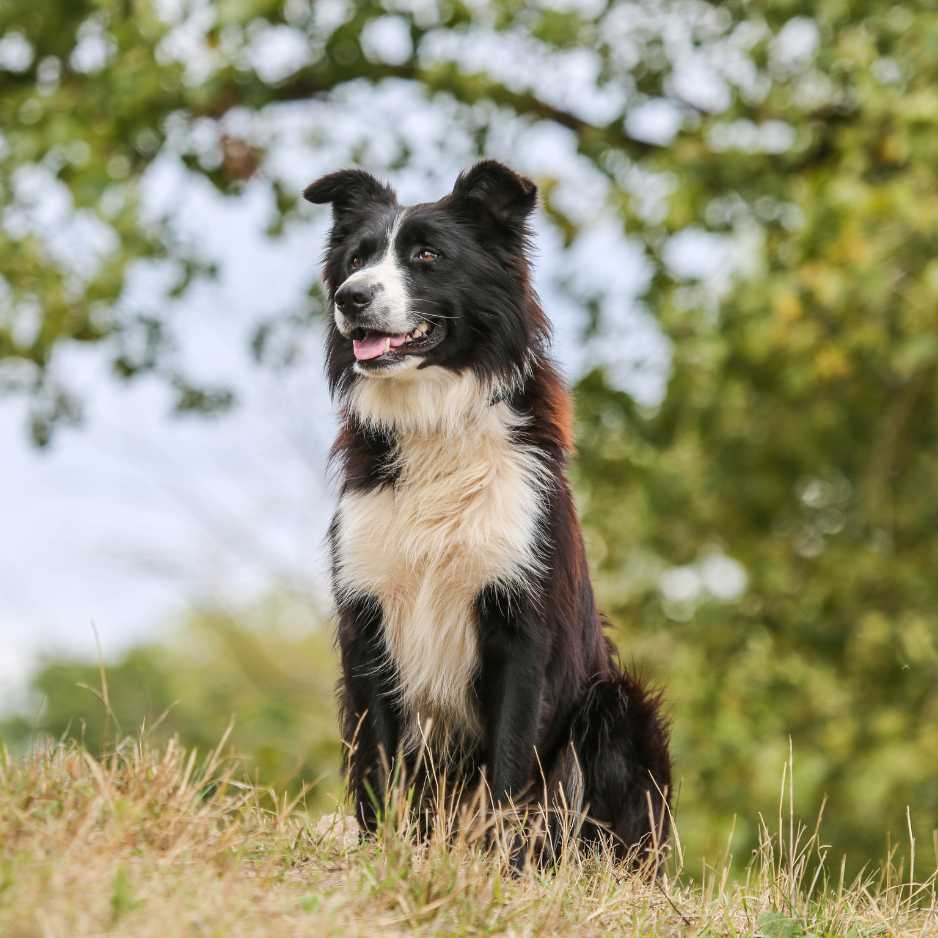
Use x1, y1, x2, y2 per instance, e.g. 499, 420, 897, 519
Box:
0, 734, 935, 937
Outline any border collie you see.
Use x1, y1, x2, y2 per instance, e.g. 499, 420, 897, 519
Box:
305, 161, 672, 864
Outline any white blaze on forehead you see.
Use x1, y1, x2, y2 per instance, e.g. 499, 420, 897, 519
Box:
333, 209, 411, 335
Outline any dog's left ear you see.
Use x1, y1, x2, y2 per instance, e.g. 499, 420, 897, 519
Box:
303, 169, 396, 216
451, 161, 537, 229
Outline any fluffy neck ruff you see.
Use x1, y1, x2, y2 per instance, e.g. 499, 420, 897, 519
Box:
345, 362, 532, 438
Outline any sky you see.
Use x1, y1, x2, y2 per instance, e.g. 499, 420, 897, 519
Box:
0, 169, 338, 701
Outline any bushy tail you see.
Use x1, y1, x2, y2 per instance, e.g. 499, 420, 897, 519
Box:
568, 670, 672, 868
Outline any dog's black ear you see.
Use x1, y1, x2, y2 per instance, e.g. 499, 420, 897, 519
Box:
304, 169, 396, 215
451, 161, 537, 229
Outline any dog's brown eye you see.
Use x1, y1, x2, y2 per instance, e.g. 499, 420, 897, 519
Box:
415, 248, 439, 263
350, 254, 363, 269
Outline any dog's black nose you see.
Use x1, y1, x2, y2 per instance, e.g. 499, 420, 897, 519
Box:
335, 283, 374, 315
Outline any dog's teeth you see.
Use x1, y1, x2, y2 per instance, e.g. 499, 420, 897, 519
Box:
383, 337, 390, 353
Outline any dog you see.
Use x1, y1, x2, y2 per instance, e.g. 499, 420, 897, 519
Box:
305, 161, 672, 865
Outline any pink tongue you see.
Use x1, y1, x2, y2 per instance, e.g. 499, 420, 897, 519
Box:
353, 333, 407, 361
353, 334, 389, 361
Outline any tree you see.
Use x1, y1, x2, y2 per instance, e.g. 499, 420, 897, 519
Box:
571, 1, 938, 864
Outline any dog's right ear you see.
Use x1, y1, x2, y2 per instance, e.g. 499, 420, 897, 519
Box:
303, 169, 396, 216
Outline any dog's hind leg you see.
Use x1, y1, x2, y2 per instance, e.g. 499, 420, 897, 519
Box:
528, 739, 586, 868
570, 671, 672, 871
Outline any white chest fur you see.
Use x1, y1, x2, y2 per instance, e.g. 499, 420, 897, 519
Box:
334, 393, 550, 747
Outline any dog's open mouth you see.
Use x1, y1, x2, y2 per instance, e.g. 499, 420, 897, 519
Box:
351, 321, 442, 364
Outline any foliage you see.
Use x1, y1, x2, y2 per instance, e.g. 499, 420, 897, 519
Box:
567, 1, 938, 866
2, 0, 938, 879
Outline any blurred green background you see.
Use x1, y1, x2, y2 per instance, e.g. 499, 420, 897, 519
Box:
2, 0, 937, 877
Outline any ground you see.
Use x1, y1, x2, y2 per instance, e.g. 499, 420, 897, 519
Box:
0, 738, 934, 937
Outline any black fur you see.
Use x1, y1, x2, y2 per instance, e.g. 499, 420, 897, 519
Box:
309, 161, 672, 866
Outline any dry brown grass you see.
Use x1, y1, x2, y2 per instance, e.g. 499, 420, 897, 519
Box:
0, 734, 935, 937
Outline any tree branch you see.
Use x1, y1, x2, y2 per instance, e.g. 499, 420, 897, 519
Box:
197, 60, 659, 161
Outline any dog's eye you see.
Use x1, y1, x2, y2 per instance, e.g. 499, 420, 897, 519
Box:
350, 254, 363, 269
415, 248, 440, 263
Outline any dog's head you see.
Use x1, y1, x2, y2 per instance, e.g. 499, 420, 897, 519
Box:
306, 162, 546, 408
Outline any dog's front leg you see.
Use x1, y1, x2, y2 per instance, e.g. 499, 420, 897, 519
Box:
337, 595, 402, 833
475, 586, 548, 807
475, 586, 550, 871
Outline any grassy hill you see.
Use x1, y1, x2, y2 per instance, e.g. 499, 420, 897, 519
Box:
1, 736, 935, 937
